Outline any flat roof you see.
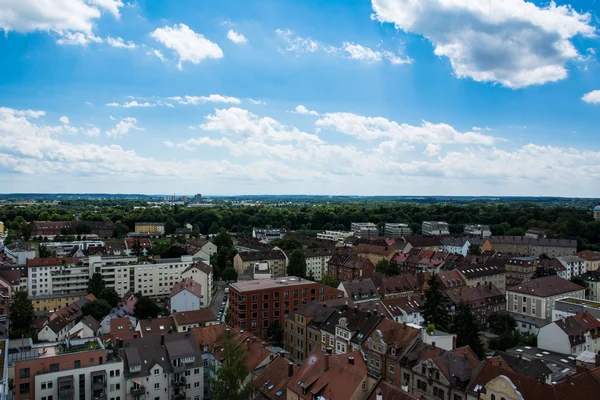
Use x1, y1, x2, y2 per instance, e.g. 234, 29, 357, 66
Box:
8, 337, 105, 366
231, 277, 318, 292
558, 297, 600, 309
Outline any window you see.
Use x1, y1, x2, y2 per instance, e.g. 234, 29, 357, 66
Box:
48, 382, 53, 389
19, 368, 30, 379
20, 383, 30, 394
154, 383, 160, 390
362, 382, 366, 391
185, 370, 191, 376
389, 364, 395, 373
433, 387, 444, 399
194, 382, 200, 388
194, 368, 200, 374
116, 370, 120, 376
42, 382, 47, 390
154, 369, 160, 375
74, 360, 81, 369
491, 395, 496, 400
293, 290, 298, 297
116, 384, 120, 390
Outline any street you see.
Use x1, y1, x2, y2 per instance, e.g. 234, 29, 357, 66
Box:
211, 281, 227, 319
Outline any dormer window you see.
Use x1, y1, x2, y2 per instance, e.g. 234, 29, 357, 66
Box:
391, 348, 396, 356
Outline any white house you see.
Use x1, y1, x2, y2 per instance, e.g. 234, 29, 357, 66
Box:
38, 315, 74, 342
538, 312, 600, 356
441, 237, 470, 256
180, 262, 213, 306
67, 315, 102, 339
558, 255, 586, 280
100, 312, 137, 335
170, 277, 203, 312
187, 238, 218, 261
381, 296, 423, 326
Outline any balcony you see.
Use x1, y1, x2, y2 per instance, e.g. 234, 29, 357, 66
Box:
130, 385, 146, 396
172, 392, 186, 400
91, 370, 107, 390
173, 365, 186, 374
171, 376, 186, 387
92, 391, 107, 400
58, 375, 75, 400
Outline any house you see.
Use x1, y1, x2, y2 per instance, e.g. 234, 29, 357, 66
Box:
251, 353, 298, 400
37, 315, 73, 341
381, 295, 424, 325
327, 253, 375, 282
135, 316, 175, 337
576, 250, 600, 272
506, 275, 586, 334
456, 262, 506, 293
337, 279, 380, 304
173, 309, 217, 332
436, 270, 467, 290
319, 306, 382, 355
67, 315, 101, 339
104, 241, 127, 256
109, 316, 138, 342
580, 271, 600, 302
403, 236, 443, 251
124, 237, 152, 255
504, 256, 540, 286
100, 309, 136, 335
180, 262, 213, 306
557, 255, 586, 279
133, 222, 164, 235
371, 272, 429, 299
233, 250, 287, 279
538, 312, 600, 356
541, 258, 568, 279
443, 283, 506, 329
352, 244, 397, 265
170, 277, 203, 312
4, 243, 35, 264
441, 237, 470, 256
186, 238, 218, 260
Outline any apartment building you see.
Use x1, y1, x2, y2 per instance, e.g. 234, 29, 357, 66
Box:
444, 283, 506, 329
504, 256, 540, 286
233, 250, 287, 279
538, 312, 600, 356
441, 237, 471, 256
5, 243, 35, 265
506, 275, 586, 334
120, 332, 204, 400
252, 226, 286, 243
353, 244, 397, 265
134, 222, 165, 235
32, 220, 116, 238
170, 277, 203, 312
316, 230, 355, 243
576, 250, 600, 272
580, 271, 600, 302
422, 221, 450, 236
384, 223, 412, 238
490, 236, 577, 257
304, 248, 336, 281
456, 263, 506, 293
557, 255, 586, 279
228, 277, 343, 339
338, 279, 380, 304
319, 306, 382, 356
327, 253, 375, 281
10, 337, 124, 400
464, 224, 491, 237
351, 222, 379, 237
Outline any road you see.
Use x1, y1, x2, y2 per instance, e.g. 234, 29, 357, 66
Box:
211, 281, 227, 319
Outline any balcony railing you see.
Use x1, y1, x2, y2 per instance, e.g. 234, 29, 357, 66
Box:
130, 386, 146, 396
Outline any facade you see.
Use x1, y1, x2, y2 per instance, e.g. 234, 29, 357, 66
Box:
180, 262, 213, 306
172, 309, 217, 332
504, 256, 540, 286
252, 227, 285, 243
464, 224, 491, 237
327, 253, 375, 281
319, 306, 382, 356
444, 283, 506, 329
506, 276, 586, 334
186, 238, 218, 260
381, 296, 423, 325
351, 222, 379, 237
316, 230, 355, 243
4, 243, 35, 264
32, 220, 115, 238
67, 315, 102, 339
233, 250, 287, 279
557, 255, 586, 279
441, 238, 470, 256
456, 263, 506, 293
538, 312, 600, 356
228, 277, 343, 339
422, 221, 450, 236
338, 279, 380, 304
353, 244, 397, 265
304, 248, 335, 282
490, 236, 577, 257
134, 222, 165, 234
575, 250, 600, 272
170, 277, 203, 312
580, 271, 600, 302
384, 223, 412, 238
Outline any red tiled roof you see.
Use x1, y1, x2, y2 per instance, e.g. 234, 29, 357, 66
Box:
124, 237, 152, 249
170, 277, 203, 299
173, 309, 216, 326
252, 355, 298, 400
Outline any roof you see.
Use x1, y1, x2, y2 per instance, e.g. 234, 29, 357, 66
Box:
467, 362, 556, 399
371, 272, 429, 296
353, 243, 397, 256
110, 317, 134, 335
507, 275, 585, 297
105, 242, 126, 251
187, 238, 210, 248
236, 250, 285, 262
173, 309, 216, 326
436, 269, 466, 288
319, 306, 382, 344
381, 295, 423, 317
0, 269, 22, 286
169, 277, 203, 299
441, 237, 469, 247
5, 243, 32, 252
191, 324, 227, 352
367, 380, 417, 400
327, 253, 374, 270
553, 312, 600, 345
252, 355, 298, 400
124, 237, 152, 249
339, 278, 379, 300
403, 236, 442, 248
371, 318, 420, 354
26, 257, 77, 267
231, 277, 330, 292
490, 236, 577, 248
456, 263, 505, 279
576, 250, 600, 261
492, 351, 552, 380
80, 315, 101, 332
182, 261, 212, 275
137, 316, 175, 336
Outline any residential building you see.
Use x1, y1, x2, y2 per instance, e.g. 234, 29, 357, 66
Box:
40, 240, 104, 257
490, 236, 577, 257
37, 294, 95, 341
319, 306, 382, 355
316, 230, 355, 243
338, 279, 380, 304
580, 271, 600, 301
32, 220, 116, 238
444, 283, 506, 329
504, 256, 540, 286
233, 250, 287, 279
541, 257, 568, 279
120, 331, 204, 400
506, 275, 586, 334
228, 277, 343, 339
403, 236, 443, 251
422, 221, 450, 236
124, 237, 152, 255
10, 337, 124, 400
251, 353, 298, 400
441, 237, 470, 256
180, 262, 213, 306
351, 222, 379, 237
136, 316, 175, 337
186, 238, 218, 260
558, 255, 586, 279
384, 223, 412, 238
67, 315, 101, 339
526, 227, 554, 238
104, 241, 127, 256
538, 312, 600, 355
436, 269, 467, 290
172, 309, 217, 332
456, 263, 507, 293
253, 226, 285, 243
464, 224, 491, 237
381, 295, 423, 325
353, 244, 397, 265
371, 272, 429, 299
327, 253, 375, 281
170, 277, 203, 312
576, 250, 600, 272
134, 222, 165, 235
304, 247, 336, 281
4, 243, 35, 264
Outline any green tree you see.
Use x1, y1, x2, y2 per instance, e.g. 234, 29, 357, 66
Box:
420, 274, 450, 331
82, 299, 112, 321
287, 249, 307, 278
468, 243, 481, 255
9, 290, 34, 339
133, 296, 161, 319
88, 273, 106, 298
211, 335, 252, 400
271, 237, 302, 250
208, 222, 220, 234
113, 221, 130, 238
570, 276, 589, 296
99, 287, 120, 308
38, 244, 52, 258
165, 219, 177, 235
267, 321, 283, 346
375, 258, 389, 274
38, 211, 50, 220
386, 260, 400, 276
213, 231, 234, 249
507, 227, 525, 236
321, 273, 339, 288
450, 302, 485, 359
222, 267, 238, 282
132, 239, 144, 257
487, 312, 517, 335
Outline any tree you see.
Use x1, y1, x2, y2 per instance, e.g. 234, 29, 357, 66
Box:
267, 321, 283, 346
287, 249, 307, 278
211, 335, 252, 400
208, 222, 220, 234
132, 239, 144, 257
38, 244, 52, 258
113, 221, 130, 238
468, 243, 481, 255
487, 312, 517, 335
9, 290, 34, 339
376, 259, 389, 274
271, 237, 302, 250
571, 276, 589, 296
82, 299, 112, 321
165, 219, 177, 235
450, 302, 485, 359
213, 232, 234, 249
321, 273, 339, 288
387, 260, 400, 276
88, 273, 106, 298
420, 274, 450, 331
99, 287, 120, 308
134, 296, 161, 319
222, 267, 238, 282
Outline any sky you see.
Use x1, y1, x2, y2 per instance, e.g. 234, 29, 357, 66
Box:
0, 0, 599, 196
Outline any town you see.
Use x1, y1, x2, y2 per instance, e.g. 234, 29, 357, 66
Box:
0, 204, 600, 400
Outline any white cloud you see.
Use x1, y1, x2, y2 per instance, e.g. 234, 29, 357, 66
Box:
146, 49, 167, 62
168, 94, 241, 105
87, 0, 124, 18
106, 101, 155, 108
227, 29, 247, 44
107, 36, 136, 49
371, 0, 596, 88
315, 112, 497, 145
56, 32, 102, 46
472, 126, 492, 131
293, 105, 319, 116
109, 115, 116, 120
247, 98, 266, 105
150, 24, 223, 70
106, 117, 144, 137
423, 143, 441, 156
59, 116, 70, 125
85, 125, 101, 136
582, 90, 600, 104
0, 107, 45, 118
85, 101, 94, 106
342, 42, 412, 64
275, 29, 319, 53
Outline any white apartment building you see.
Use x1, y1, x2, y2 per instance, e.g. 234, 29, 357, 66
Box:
464, 224, 491, 237
384, 223, 412, 238
558, 255, 586, 280
350, 222, 378, 237
316, 230, 355, 243
422, 221, 450, 236
252, 226, 285, 243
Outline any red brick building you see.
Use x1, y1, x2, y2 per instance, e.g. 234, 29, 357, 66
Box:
228, 277, 343, 338
327, 253, 375, 281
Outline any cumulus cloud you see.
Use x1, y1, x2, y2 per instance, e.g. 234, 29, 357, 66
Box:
168, 94, 241, 105
371, 0, 596, 88
0, 107, 45, 118
59, 116, 70, 124
106, 117, 144, 137
293, 105, 319, 116
106, 101, 155, 108
423, 143, 441, 156
315, 112, 497, 145
275, 29, 319, 53
56, 32, 102, 46
247, 98, 266, 105
87, 0, 124, 19
227, 29, 247, 44
107, 36, 136, 49
151, 24, 223, 70
85, 125, 101, 136
146, 49, 167, 62
342, 42, 412, 64
582, 90, 600, 104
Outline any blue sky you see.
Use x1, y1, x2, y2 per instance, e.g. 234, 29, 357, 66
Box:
0, 0, 599, 196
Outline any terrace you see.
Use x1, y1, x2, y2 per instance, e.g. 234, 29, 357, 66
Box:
8, 338, 105, 365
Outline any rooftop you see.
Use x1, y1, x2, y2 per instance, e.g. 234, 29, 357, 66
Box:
173, 309, 216, 326
8, 337, 104, 366
558, 297, 600, 309
505, 346, 576, 382
231, 277, 320, 292
507, 275, 585, 297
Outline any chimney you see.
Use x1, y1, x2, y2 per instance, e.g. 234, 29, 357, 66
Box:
324, 354, 329, 372
160, 334, 165, 346
279, 351, 285, 358
348, 356, 354, 365
288, 362, 294, 377
226, 328, 231, 338
376, 388, 383, 400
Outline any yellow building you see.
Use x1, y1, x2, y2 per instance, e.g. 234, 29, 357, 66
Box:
0, 221, 4, 235
134, 222, 165, 234
32, 294, 87, 313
